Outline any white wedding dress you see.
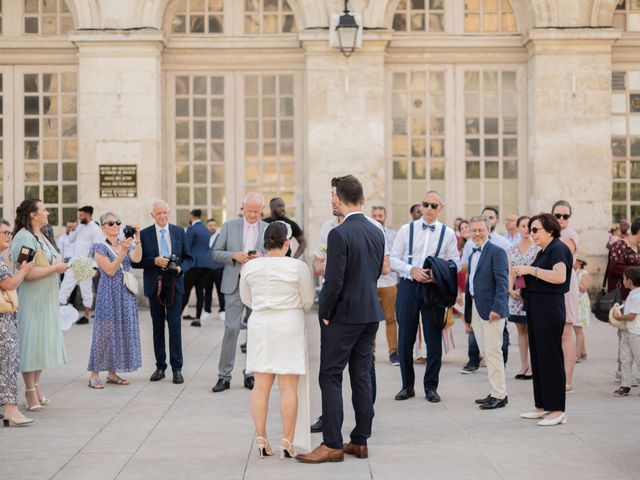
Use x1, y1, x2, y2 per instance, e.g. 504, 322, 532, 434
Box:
239, 256, 315, 452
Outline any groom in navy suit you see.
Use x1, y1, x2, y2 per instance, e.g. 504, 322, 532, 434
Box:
297, 175, 385, 464
133, 200, 193, 384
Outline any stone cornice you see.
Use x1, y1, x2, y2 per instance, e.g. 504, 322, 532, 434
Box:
524, 27, 621, 54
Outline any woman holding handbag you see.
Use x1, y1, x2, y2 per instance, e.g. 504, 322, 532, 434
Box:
0, 219, 35, 426
86, 213, 142, 389
607, 218, 640, 300
11, 200, 70, 412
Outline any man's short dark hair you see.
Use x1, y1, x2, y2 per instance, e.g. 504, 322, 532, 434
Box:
331, 177, 341, 188
206, 218, 217, 223
410, 204, 421, 214
371, 205, 386, 214
631, 218, 640, 236
78, 205, 93, 215
334, 175, 364, 206
624, 266, 640, 286
190, 209, 202, 218
482, 206, 499, 218
528, 213, 561, 239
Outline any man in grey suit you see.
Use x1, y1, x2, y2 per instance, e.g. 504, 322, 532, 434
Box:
211, 192, 268, 392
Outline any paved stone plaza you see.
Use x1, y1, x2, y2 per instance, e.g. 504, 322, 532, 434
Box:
1, 311, 639, 480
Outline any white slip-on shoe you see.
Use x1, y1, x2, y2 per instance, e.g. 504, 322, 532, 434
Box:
537, 413, 567, 426
520, 411, 549, 419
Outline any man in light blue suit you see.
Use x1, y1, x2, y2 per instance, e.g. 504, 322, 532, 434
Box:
464, 215, 509, 410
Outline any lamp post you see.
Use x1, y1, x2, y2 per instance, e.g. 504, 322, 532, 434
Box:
335, 0, 359, 57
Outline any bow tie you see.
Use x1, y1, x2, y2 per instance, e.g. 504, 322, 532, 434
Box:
472, 247, 482, 254
422, 223, 435, 232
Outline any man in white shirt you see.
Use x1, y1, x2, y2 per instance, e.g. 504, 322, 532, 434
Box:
59, 206, 104, 324
391, 191, 460, 404
58, 220, 77, 262
371, 206, 400, 366
502, 213, 521, 246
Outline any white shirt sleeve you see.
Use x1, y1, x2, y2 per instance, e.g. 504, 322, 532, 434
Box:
442, 227, 461, 271
461, 239, 472, 266
390, 223, 412, 278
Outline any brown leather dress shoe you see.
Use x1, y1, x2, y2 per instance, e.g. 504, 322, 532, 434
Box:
296, 444, 344, 463
343, 442, 368, 459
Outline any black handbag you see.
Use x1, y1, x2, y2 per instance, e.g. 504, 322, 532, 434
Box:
591, 254, 622, 323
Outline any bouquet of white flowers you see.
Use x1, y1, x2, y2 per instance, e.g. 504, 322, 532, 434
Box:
70, 256, 94, 283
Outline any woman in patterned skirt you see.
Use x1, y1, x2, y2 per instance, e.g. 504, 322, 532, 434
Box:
87, 213, 142, 389
0, 219, 35, 426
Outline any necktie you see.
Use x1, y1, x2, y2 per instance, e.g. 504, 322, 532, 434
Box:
245, 224, 256, 252
472, 247, 482, 254
423, 223, 435, 231
160, 228, 169, 257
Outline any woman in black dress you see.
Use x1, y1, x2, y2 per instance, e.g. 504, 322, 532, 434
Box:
512, 213, 573, 426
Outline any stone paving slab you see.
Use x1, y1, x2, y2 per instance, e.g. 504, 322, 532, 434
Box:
1, 310, 638, 480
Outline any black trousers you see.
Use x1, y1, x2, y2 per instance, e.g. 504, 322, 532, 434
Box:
319, 321, 378, 449
527, 292, 566, 412
181, 267, 210, 318
204, 268, 225, 313
396, 279, 444, 391
149, 276, 184, 373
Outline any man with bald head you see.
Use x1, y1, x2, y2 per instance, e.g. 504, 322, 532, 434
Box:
211, 192, 268, 392
133, 200, 193, 384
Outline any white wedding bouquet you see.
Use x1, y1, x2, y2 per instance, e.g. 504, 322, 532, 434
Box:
70, 256, 94, 283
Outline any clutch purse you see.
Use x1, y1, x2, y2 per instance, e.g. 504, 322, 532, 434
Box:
514, 275, 526, 290
0, 288, 19, 313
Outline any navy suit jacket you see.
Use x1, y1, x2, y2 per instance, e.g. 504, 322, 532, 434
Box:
319, 213, 385, 324
464, 240, 509, 323
186, 221, 213, 269
132, 224, 194, 298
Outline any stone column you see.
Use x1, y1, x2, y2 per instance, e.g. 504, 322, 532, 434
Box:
525, 28, 619, 263
302, 33, 390, 247
70, 30, 165, 225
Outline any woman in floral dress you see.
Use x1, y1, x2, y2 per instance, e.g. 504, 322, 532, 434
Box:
87, 213, 142, 389
573, 255, 590, 362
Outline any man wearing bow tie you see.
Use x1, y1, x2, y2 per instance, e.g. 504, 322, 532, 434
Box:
390, 191, 460, 403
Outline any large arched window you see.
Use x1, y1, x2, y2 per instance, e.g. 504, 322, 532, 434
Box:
171, 0, 224, 34
244, 0, 296, 34
392, 0, 445, 33
613, 0, 640, 32
464, 0, 516, 33
24, 0, 74, 35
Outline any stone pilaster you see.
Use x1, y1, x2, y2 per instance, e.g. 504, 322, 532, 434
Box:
70, 30, 165, 225
525, 28, 619, 264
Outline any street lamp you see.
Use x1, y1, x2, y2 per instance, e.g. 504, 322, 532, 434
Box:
335, 0, 359, 57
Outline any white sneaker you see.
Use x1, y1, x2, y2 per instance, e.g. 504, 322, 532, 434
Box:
200, 311, 210, 326
537, 413, 567, 426
219, 311, 226, 321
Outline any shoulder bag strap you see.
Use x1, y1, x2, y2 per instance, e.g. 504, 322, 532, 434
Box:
602, 249, 613, 292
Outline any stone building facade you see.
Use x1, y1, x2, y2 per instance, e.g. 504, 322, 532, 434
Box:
0, 0, 638, 267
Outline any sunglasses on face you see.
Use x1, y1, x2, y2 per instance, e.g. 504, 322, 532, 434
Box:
102, 220, 122, 227
554, 213, 571, 220
422, 202, 440, 210
529, 227, 543, 234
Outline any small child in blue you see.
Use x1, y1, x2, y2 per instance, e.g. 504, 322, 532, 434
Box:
612, 266, 640, 397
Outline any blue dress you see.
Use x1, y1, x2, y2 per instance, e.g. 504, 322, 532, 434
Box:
87, 243, 141, 373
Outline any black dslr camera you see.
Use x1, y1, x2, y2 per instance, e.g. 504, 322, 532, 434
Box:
165, 254, 180, 275
123, 225, 136, 239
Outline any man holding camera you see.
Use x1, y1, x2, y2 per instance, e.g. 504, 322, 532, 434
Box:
211, 192, 268, 392
134, 200, 193, 384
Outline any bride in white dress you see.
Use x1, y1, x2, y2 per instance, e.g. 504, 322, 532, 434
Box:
240, 221, 315, 460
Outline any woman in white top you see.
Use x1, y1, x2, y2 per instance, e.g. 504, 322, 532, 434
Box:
240, 221, 314, 460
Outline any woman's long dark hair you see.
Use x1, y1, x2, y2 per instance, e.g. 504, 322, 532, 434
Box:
14, 199, 41, 236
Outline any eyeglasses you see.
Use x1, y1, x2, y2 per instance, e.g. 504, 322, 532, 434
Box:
421, 202, 440, 210
102, 220, 122, 227
529, 227, 542, 234
0, 231, 12, 237
554, 213, 571, 220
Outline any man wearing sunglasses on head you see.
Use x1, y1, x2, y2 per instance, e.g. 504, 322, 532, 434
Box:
390, 191, 460, 403
59, 205, 105, 325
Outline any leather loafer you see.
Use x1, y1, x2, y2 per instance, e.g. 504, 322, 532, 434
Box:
296, 444, 344, 464
310, 416, 323, 433
474, 394, 491, 405
211, 378, 230, 392
190, 320, 201, 327
244, 376, 255, 390
173, 372, 184, 384
149, 369, 165, 382
479, 396, 508, 410
343, 442, 368, 459
240, 342, 247, 354
394, 388, 415, 401
425, 388, 441, 403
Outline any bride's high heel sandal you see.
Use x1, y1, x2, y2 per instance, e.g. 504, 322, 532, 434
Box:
255, 436, 273, 459
25, 388, 43, 412
279, 438, 296, 460
34, 384, 50, 405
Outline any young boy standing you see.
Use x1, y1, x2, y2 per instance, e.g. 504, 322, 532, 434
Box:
612, 266, 640, 397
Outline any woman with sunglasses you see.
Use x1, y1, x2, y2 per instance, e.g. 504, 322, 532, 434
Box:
552, 200, 579, 393
513, 214, 573, 426
10, 199, 70, 412
0, 220, 35, 426
86, 213, 142, 389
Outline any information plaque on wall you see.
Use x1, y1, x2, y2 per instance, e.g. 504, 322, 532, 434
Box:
99, 164, 137, 198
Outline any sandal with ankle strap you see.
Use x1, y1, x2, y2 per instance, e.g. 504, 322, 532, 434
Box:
279, 438, 296, 459
255, 436, 273, 459
34, 384, 50, 405
24, 388, 43, 412
88, 378, 104, 389
106, 375, 129, 385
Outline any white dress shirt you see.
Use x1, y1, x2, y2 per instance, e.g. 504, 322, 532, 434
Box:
390, 219, 460, 279
155, 223, 172, 257
377, 227, 398, 288
58, 232, 75, 260
502, 231, 521, 246
67, 221, 104, 257
468, 239, 489, 296
209, 231, 219, 249
314, 214, 389, 259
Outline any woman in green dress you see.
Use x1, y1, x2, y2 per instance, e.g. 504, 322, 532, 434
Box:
11, 199, 70, 411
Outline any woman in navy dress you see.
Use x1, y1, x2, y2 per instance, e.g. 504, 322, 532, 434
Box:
87, 213, 142, 389
512, 213, 573, 427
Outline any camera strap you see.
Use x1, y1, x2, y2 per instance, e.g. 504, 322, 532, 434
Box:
156, 273, 176, 308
